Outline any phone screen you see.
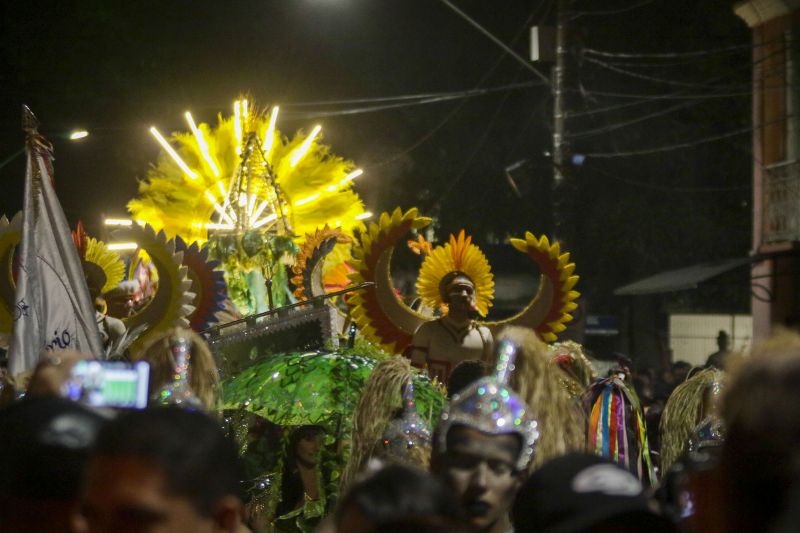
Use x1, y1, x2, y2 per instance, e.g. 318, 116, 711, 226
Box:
64, 360, 150, 409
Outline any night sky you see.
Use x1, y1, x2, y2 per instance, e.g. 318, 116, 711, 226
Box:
0, 0, 752, 320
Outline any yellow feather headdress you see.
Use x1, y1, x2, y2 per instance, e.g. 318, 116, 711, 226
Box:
85, 238, 125, 294
416, 230, 494, 317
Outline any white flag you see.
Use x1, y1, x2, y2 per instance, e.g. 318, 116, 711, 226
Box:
8, 108, 103, 376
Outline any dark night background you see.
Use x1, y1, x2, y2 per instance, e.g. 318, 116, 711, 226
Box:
0, 1, 753, 360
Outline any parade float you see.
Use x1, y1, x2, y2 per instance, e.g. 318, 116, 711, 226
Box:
0, 99, 584, 532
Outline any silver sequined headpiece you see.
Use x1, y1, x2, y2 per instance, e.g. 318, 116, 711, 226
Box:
437, 339, 540, 470
382, 378, 432, 461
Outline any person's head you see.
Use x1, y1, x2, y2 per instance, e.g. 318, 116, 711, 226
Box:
82, 407, 244, 533
0, 396, 107, 533
447, 359, 488, 398
275, 425, 326, 518
289, 425, 323, 467
432, 424, 525, 532
136, 328, 220, 410
671, 361, 692, 384
716, 330, 729, 351
512, 453, 676, 533
336, 463, 466, 533
719, 330, 800, 531
433, 337, 539, 531
83, 262, 107, 302
439, 271, 476, 317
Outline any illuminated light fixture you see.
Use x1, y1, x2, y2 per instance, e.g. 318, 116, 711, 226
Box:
238, 193, 248, 207
355, 212, 373, 220
150, 127, 198, 179
247, 194, 257, 218
233, 100, 242, 155
328, 168, 364, 191
205, 222, 235, 230
241, 99, 249, 120
252, 213, 277, 229
104, 218, 133, 226
185, 111, 220, 177
340, 168, 363, 185
107, 242, 138, 251
334, 220, 342, 227
294, 193, 320, 207
69, 130, 89, 140
251, 200, 269, 222
262, 106, 279, 157
289, 125, 322, 167
204, 190, 235, 224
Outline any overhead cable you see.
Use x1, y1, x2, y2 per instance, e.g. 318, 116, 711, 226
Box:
436, 0, 552, 85
571, 0, 658, 18
582, 55, 745, 89
282, 80, 544, 119
583, 43, 750, 59
365, 0, 549, 170
588, 164, 751, 192
583, 115, 795, 158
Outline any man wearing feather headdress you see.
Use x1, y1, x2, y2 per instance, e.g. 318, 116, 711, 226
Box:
408, 232, 494, 384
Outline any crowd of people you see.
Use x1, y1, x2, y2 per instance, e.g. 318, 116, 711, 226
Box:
2, 323, 800, 533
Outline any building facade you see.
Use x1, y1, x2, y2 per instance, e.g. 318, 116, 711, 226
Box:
736, 0, 800, 339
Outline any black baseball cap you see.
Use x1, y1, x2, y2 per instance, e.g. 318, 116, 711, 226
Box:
512, 453, 676, 533
0, 396, 107, 500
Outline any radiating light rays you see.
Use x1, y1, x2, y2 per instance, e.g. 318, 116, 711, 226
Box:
327, 168, 363, 192
289, 125, 322, 167
233, 100, 243, 155
147, 98, 367, 237
149, 127, 198, 179
104, 218, 133, 226
355, 212, 373, 220
262, 106, 279, 159
204, 190, 235, 225
252, 213, 278, 229
185, 112, 220, 177
294, 193, 320, 207
107, 242, 138, 251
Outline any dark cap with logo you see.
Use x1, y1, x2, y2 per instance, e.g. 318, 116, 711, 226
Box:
512, 453, 676, 533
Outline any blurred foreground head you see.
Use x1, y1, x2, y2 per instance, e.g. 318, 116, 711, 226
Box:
0, 396, 106, 532
512, 453, 676, 533
336, 463, 466, 532
83, 407, 244, 533
720, 330, 800, 531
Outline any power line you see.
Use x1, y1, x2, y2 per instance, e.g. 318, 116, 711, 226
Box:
282, 80, 544, 119
575, 43, 787, 105
571, 0, 658, 18
582, 55, 745, 89
282, 83, 537, 108
587, 164, 751, 193
436, 0, 552, 85
583, 115, 796, 158
365, 0, 549, 170
583, 43, 750, 59
569, 89, 747, 117
429, 70, 523, 210
566, 98, 700, 139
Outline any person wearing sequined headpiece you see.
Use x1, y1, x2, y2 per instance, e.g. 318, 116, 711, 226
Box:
431, 337, 539, 533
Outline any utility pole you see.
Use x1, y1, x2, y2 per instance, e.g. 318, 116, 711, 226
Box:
552, 0, 574, 240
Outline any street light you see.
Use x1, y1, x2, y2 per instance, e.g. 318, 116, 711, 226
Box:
0, 128, 90, 171
68, 130, 89, 140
